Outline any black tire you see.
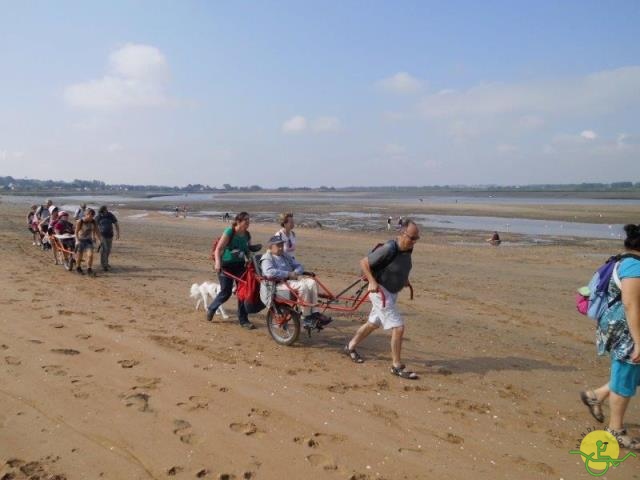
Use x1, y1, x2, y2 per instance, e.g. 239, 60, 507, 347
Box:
266, 304, 301, 346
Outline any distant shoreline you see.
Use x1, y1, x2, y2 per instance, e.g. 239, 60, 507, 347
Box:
3, 188, 640, 200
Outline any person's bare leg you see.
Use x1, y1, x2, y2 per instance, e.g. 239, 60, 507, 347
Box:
593, 383, 611, 403
391, 326, 405, 367
348, 322, 378, 350
609, 391, 631, 431
87, 251, 94, 270
76, 250, 84, 269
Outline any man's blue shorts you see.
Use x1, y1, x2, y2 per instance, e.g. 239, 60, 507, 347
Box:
610, 358, 640, 397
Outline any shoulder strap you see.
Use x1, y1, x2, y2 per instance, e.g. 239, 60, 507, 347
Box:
372, 240, 400, 272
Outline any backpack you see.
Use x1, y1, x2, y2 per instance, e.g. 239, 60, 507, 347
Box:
576, 253, 640, 319
370, 240, 399, 272
236, 261, 265, 313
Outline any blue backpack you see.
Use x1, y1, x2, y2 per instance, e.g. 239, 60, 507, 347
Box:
578, 253, 640, 320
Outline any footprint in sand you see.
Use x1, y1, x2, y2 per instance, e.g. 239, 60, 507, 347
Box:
50, 323, 65, 329
229, 422, 260, 436
5, 356, 21, 366
50, 348, 80, 355
118, 359, 140, 369
42, 365, 67, 376
75, 334, 92, 340
107, 324, 124, 332
88, 345, 107, 353
123, 393, 151, 412
57, 310, 75, 316
177, 396, 209, 411
167, 465, 184, 476
133, 377, 161, 390
173, 419, 196, 444
293, 436, 319, 448
29, 339, 43, 344
41, 315, 53, 320
305, 453, 337, 471
1, 344, 9, 350
247, 408, 270, 418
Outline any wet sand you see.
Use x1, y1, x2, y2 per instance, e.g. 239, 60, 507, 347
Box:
0, 202, 638, 479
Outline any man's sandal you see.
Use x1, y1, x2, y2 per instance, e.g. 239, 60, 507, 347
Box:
580, 390, 604, 423
391, 365, 418, 380
344, 345, 364, 363
609, 429, 640, 451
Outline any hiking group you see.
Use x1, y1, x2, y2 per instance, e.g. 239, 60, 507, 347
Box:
27, 200, 120, 276
206, 211, 420, 380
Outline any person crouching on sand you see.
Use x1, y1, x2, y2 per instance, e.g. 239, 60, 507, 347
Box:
344, 218, 419, 380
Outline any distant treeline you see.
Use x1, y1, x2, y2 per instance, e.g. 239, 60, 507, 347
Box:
1, 175, 638, 195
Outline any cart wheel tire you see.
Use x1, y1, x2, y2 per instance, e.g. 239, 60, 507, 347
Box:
266, 305, 300, 346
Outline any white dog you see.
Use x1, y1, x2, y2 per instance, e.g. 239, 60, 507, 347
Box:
189, 281, 229, 319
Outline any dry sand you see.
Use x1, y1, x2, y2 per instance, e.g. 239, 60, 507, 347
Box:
1, 202, 638, 480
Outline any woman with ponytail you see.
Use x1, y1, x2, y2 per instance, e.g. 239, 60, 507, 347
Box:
207, 212, 256, 329
580, 224, 640, 449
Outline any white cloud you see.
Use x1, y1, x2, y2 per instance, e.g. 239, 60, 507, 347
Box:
282, 115, 307, 133
312, 116, 341, 132
64, 44, 174, 110
497, 143, 518, 153
377, 72, 422, 94
384, 143, 407, 156
419, 66, 640, 118
580, 130, 597, 140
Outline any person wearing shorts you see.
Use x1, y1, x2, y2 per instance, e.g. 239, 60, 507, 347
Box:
344, 219, 420, 379
74, 208, 101, 276
580, 224, 640, 450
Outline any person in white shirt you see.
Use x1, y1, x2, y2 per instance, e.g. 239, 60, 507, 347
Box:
276, 212, 297, 258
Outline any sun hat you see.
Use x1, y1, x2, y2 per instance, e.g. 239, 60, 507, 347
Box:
48, 205, 58, 214
58, 211, 69, 217
267, 234, 285, 246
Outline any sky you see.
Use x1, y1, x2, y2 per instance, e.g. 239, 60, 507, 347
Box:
0, 1, 639, 188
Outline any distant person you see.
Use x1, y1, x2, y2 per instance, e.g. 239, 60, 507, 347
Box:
74, 208, 101, 276
486, 231, 501, 246
223, 212, 231, 222
387, 216, 392, 231
175, 206, 180, 217
27, 205, 39, 245
580, 224, 640, 450
207, 212, 256, 330
74, 203, 87, 221
397, 216, 403, 228
35, 199, 53, 223
95, 205, 120, 272
182, 205, 188, 218
344, 218, 420, 380
52, 211, 76, 262
276, 212, 297, 258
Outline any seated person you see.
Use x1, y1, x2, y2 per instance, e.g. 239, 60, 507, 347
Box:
486, 231, 501, 246
260, 235, 331, 328
52, 211, 76, 250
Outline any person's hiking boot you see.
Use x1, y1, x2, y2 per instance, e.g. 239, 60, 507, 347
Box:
206, 309, 214, 322
76, 266, 85, 275
87, 268, 95, 277
240, 321, 256, 330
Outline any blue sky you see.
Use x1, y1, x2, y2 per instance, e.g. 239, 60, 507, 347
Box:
0, 1, 638, 187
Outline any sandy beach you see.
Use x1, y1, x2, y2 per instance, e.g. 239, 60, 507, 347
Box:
1, 201, 638, 480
